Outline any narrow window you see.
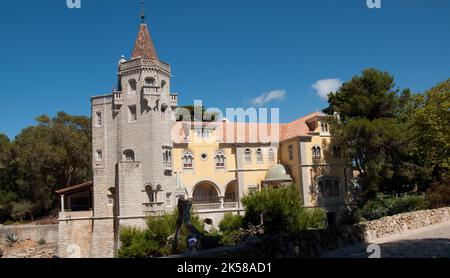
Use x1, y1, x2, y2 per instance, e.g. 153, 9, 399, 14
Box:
333, 180, 340, 197
96, 112, 103, 126
145, 77, 155, 85
244, 149, 252, 163
128, 79, 137, 92
96, 150, 103, 161
288, 145, 294, 161
256, 148, 263, 163
268, 148, 276, 162
333, 145, 341, 158
166, 193, 172, 207
129, 105, 137, 122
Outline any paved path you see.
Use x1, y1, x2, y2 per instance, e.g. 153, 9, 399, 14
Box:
321, 221, 450, 258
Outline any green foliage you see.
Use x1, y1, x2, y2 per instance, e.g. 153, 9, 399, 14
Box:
354, 194, 429, 222
0, 112, 92, 223
11, 201, 35, 221
118, 210, 205, 258
426, 177, 450, 209
218, 213, 244, 245
242, 185, 326, 234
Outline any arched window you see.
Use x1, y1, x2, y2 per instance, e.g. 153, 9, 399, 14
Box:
123, 150, 135, 161
312, 146, 321, 159
145, 77, 155, 85
161, 80, 167, 89
268, 148, 276, 162
317, 178, 340, 198
288, 145, 294, 161
161, 104, 168, 121
182, 151, 194, 169
256, 148, 263, 163
215, 150, 226, 168
128, 79, 137, 92
163, 150, 172, 164
333, 145, 342, 158
244, 148, 252, 163
333, 180, 340, 197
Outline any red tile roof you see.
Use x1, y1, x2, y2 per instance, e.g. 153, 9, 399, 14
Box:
131, 23, 158, 60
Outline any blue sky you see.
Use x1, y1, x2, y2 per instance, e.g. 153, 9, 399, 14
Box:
0, 0, 449, 139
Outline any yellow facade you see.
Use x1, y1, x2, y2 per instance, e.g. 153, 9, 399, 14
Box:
172, 113, 353, 224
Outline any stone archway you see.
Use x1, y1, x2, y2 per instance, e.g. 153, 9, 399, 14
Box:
192, 181, 220, 206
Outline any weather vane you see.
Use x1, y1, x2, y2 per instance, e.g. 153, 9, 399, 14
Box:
140, 0, 145, 23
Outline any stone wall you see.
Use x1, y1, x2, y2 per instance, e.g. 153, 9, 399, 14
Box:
359, 207, 450, 241
174, 207, 450, 258
0, 224, 58, 244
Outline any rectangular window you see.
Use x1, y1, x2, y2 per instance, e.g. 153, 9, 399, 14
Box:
166, 193, 172, 207
129, 105, 137, 122
96, 112, 102, 126
268, 149, 276, 162
96, 150, 103, 161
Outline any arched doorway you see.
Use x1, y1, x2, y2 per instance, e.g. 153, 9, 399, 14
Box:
192, 181, 220, 210
224, 180, 239, 209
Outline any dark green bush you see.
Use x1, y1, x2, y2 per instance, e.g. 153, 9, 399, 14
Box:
218, 213, 244, 245
355, 194, 429, 222
118, 210, 205, 258
242, 185, 326, 234
426, 177, 450, 209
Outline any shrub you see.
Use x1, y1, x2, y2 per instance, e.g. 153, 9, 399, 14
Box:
354, 194, 429, 222
218, 213, 244, 245
242, 185, 326, 234
426, 177, 450, 209
118, 209, 205, 258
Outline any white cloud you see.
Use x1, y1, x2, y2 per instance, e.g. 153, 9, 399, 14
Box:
312, 79, 342, 100
251, 89, 286, 106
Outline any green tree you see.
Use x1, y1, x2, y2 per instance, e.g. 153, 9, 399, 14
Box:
10, 112, 91, 218
242, 185, 326, 234
410, 79, 450, 183
324, 68, 413, 201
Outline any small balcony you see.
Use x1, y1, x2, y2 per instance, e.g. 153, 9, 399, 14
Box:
113, 91, 123, 109
143, 202, 165, 214
163, 162, 173, 171
170, 93, 178, 108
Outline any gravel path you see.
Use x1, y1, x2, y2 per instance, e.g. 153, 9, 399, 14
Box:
320, 221, 450, 258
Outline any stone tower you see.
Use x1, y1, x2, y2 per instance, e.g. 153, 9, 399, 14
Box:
90, 15, 178, 258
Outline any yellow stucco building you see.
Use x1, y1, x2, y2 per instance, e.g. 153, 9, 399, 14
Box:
172, 112, 354, 226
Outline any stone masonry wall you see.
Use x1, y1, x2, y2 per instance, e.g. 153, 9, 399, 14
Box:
175, 207, 450, 258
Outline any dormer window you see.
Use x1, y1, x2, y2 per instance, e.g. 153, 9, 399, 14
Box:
123, 150, 135, 162
128, 79, 137, 92
321, 122, 330, 133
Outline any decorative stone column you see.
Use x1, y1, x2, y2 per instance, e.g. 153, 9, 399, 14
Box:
219, 196, 225, 209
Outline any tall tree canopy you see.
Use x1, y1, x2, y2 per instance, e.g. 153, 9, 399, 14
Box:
0, 112, 92, 221
324, 68, 416, 201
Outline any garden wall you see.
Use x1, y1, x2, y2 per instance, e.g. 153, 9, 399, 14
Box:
173, 207, 450, 258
